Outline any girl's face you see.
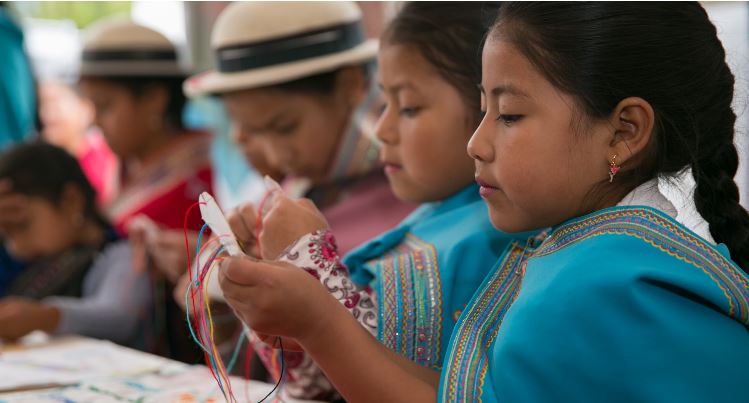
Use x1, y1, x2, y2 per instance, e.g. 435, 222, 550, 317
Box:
39, 82, 94, 154
231, 125, 285, 182
469, 38, 613, 232
4, 197, 79, 261
375, 44, 476, 203
79, 79, 157, 160
223, 84, 353, 185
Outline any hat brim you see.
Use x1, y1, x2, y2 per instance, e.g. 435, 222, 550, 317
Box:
185, 39, 378, 97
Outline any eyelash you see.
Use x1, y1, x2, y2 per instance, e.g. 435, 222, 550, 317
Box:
399, 106, 421, 117
495, 114, 522, 126
275, 123, 298, 135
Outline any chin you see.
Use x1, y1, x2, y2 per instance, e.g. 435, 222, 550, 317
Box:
486, 205, 534, 234
390, 186, 420, 203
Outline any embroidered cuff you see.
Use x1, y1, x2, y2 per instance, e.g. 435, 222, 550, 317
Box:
279, 230, 377, 335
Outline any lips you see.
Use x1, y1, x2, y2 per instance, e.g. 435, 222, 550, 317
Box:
476, 177, 500, 198
384, 164, 402, 174
381, 157, 403, 174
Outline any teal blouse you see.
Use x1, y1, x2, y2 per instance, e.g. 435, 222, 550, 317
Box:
0, 8, 36, 149
344, 184, 534, 370
440, 206, 749, 402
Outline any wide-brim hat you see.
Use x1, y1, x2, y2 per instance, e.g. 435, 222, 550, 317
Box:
184, 1, 377, 97
80, 18, 183, 77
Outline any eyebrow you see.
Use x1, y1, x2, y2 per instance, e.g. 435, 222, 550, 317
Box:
478, 84, 531, 99
244, 112, 293, 132
379, 81, 417, 95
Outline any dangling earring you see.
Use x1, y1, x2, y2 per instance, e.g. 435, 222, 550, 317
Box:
608, 154, 620, 183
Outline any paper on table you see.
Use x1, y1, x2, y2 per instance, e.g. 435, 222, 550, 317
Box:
0, 338, 174, 392
0, 366, 324, 403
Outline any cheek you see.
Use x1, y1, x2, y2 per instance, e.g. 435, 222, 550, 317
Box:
397, 119, 475, 199
299, 119, 339, 165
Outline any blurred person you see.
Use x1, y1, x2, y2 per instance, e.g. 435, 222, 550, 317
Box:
77, 19, 213, 362
39, 80, 118, 205
0, 143, 148, 348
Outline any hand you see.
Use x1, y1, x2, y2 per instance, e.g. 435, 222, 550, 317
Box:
226, 202, 260, 258
259, 195, 328, 260
128, 215, 199, 283
148, 228, 198, 284
127, 215, 158, 274
0, 180, 30, 237
0, 297, 60, 340
253, 331, 305, 352
218, 258, 336, 343
173, 272, 191, 312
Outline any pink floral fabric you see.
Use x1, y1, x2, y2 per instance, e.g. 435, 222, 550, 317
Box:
245, 229, 377, 399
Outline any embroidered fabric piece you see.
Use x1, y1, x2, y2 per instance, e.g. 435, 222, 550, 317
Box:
245, 229, 377, 399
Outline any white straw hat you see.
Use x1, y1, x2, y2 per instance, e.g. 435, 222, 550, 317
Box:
80, 18, 183, 77
184, 1, 378, 97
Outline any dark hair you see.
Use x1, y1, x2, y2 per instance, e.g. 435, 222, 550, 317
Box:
270, 69, 342, 95
86, 75, 187, 130
383, 2, 502, 125
0, 142, 109, 228
262, 63, 374, 96
493, 2, 749, 271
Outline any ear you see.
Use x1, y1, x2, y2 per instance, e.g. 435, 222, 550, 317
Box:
60, 183, 86, 221
334, 66, 367, 105
606, 97, 655, 167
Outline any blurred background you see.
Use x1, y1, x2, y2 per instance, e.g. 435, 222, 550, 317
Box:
3, 1, 748, 205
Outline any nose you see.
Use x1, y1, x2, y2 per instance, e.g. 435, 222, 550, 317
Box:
374, 103, 399, 146
261, 137, 291, 172
467, 118, 494, 163
230, 125, 246, 145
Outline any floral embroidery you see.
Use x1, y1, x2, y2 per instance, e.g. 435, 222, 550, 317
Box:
244, 229, 378, 400
280, 229, 378, 333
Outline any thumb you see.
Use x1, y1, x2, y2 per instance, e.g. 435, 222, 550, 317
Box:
220, 256, 274, 286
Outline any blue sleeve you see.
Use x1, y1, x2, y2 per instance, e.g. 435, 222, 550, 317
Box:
0, 245, 25, 296
0, 10, 37, 149
491, 238, 749, 403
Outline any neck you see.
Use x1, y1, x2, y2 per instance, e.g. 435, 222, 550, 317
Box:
127, 126, 178, 173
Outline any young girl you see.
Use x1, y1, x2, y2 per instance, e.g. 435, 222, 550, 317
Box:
0, 143, 149, 347
77, 20, 214, 362
78, 20, 213, 236
220, 2, 526, 400
220, 2, 749, 402
185, 1, 414, 256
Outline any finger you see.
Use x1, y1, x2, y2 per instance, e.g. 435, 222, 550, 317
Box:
261, 194, 297, 227
228, 206, 256, 244
259, 189, 287, 217
296, 198, 319, 212
237, 202, 257, 221
220, 257, 279, 287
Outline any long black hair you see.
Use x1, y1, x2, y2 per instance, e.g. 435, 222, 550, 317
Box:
493, 2, 749, 271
